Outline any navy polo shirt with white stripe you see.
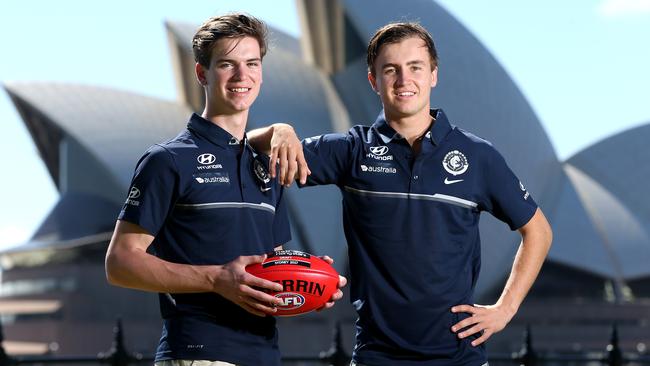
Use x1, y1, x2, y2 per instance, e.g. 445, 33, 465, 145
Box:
119, 113, 291, 365
302, 109, 537, 366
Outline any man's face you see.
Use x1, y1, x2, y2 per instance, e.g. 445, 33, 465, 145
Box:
368, 36, 437, 121
197, 36, 263, 115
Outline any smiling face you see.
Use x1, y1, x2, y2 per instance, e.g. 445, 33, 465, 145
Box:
368, 36, 437, 122
196, 36, 263, 116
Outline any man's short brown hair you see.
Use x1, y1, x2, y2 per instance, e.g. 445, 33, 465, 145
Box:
366, 22, 438, 75
192, 13, 268, 68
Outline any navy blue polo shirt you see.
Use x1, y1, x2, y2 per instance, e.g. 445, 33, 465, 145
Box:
119, 113, 291, 365
302, 109, 537, 366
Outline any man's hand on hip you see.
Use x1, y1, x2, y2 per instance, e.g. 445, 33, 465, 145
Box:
450, 303, 515, 346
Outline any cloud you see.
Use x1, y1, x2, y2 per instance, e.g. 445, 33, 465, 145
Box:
598, 0, 650, 17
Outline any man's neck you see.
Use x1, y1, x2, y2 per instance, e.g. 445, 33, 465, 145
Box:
201, 108, 248, 141
386, 109, 433, 147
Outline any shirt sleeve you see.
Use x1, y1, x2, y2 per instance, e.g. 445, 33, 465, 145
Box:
118, 144, 179, 236
482, 147, 538, 230
301, 133, 354, 186
272, 186, 292, 246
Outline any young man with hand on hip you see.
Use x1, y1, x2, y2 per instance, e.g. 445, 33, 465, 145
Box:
250, 22, 552, 366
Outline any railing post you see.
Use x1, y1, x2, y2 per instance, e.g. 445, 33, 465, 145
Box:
319, 322, 350, 366
98, 318, 142, 366
604, 323, 623, 366
0, 321, 14, 366
516, 324, 537, 366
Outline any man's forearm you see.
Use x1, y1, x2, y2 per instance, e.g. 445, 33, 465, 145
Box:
105, 223, 288, 317
247, 125, 277, 154
106, 242, 217, 294
496, 208, 553, 316
449, 208, 552, 346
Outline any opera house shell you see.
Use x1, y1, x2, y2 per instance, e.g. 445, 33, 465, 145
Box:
2, 0, 649, 357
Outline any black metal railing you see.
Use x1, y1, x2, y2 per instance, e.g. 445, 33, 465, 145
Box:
0, 319, 151, 366
486, 323, 650, 366
1, 320, 650, 366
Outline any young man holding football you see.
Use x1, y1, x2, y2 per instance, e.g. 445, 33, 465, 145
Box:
250, 22, 552, 365
105, 13, 344, 366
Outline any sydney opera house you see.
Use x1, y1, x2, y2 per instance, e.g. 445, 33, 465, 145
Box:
2, 0, 649, 359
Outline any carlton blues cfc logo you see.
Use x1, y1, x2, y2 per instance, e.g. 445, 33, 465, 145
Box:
253, 159, 271, 184
252, 156, 272, 192
442, 150, 469, 176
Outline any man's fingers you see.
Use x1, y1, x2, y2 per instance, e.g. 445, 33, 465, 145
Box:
316, 293, 339, 312
451, 304, 477, 314
244, 295, 279, 314
266, 124, 307, 184
318, 257, 347, 288
471, 330, 491, 347
286, 160, 298, 186
240, 301, 268, 317
316, 301, 335, 312
297, 150, 310, 185
279, 145, 289, 184
285, 148, 298, 186
244, 273, 283, 293
239, 283, 282, 306
240, 254, 267, 266
331, 289, 343, 301
315, 288, 344, 312
451, 316, 478, 333
458, 324, 483, 339
269, 148, 278, 179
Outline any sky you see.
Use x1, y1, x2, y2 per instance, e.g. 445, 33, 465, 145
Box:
1, 0, 649, 249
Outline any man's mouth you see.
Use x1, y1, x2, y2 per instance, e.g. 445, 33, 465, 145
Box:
396, 91, 415, 97
229, 87, 251, 93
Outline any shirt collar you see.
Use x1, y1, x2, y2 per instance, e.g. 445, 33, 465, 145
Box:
187, 113, 245, 149
372, 108, 453, 146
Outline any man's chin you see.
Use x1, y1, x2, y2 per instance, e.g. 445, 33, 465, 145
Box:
385, 107, 424, 119
225, 101, 255, 113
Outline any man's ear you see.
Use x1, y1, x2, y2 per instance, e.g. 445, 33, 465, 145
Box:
195, 62, 207, 86
368, 71, 379, 94
431, 66, 438, 88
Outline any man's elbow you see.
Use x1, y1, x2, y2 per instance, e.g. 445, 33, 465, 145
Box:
105, 247, 128, 287
536, 211, 553, 252
540, 210, 553, 244
105, 252, 118, 286
521, 208, 553, 251
545, 222, 553, 248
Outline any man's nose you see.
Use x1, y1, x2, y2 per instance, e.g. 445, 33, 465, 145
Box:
232, 64, 247, 80
395, 68, 408, 85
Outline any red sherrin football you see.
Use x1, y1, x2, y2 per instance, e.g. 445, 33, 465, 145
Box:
246, 250, 339, 316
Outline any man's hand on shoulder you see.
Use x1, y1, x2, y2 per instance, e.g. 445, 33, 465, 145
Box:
450, 303, 516, 346
268, 123, 310, 186
212, 254, 285, 317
